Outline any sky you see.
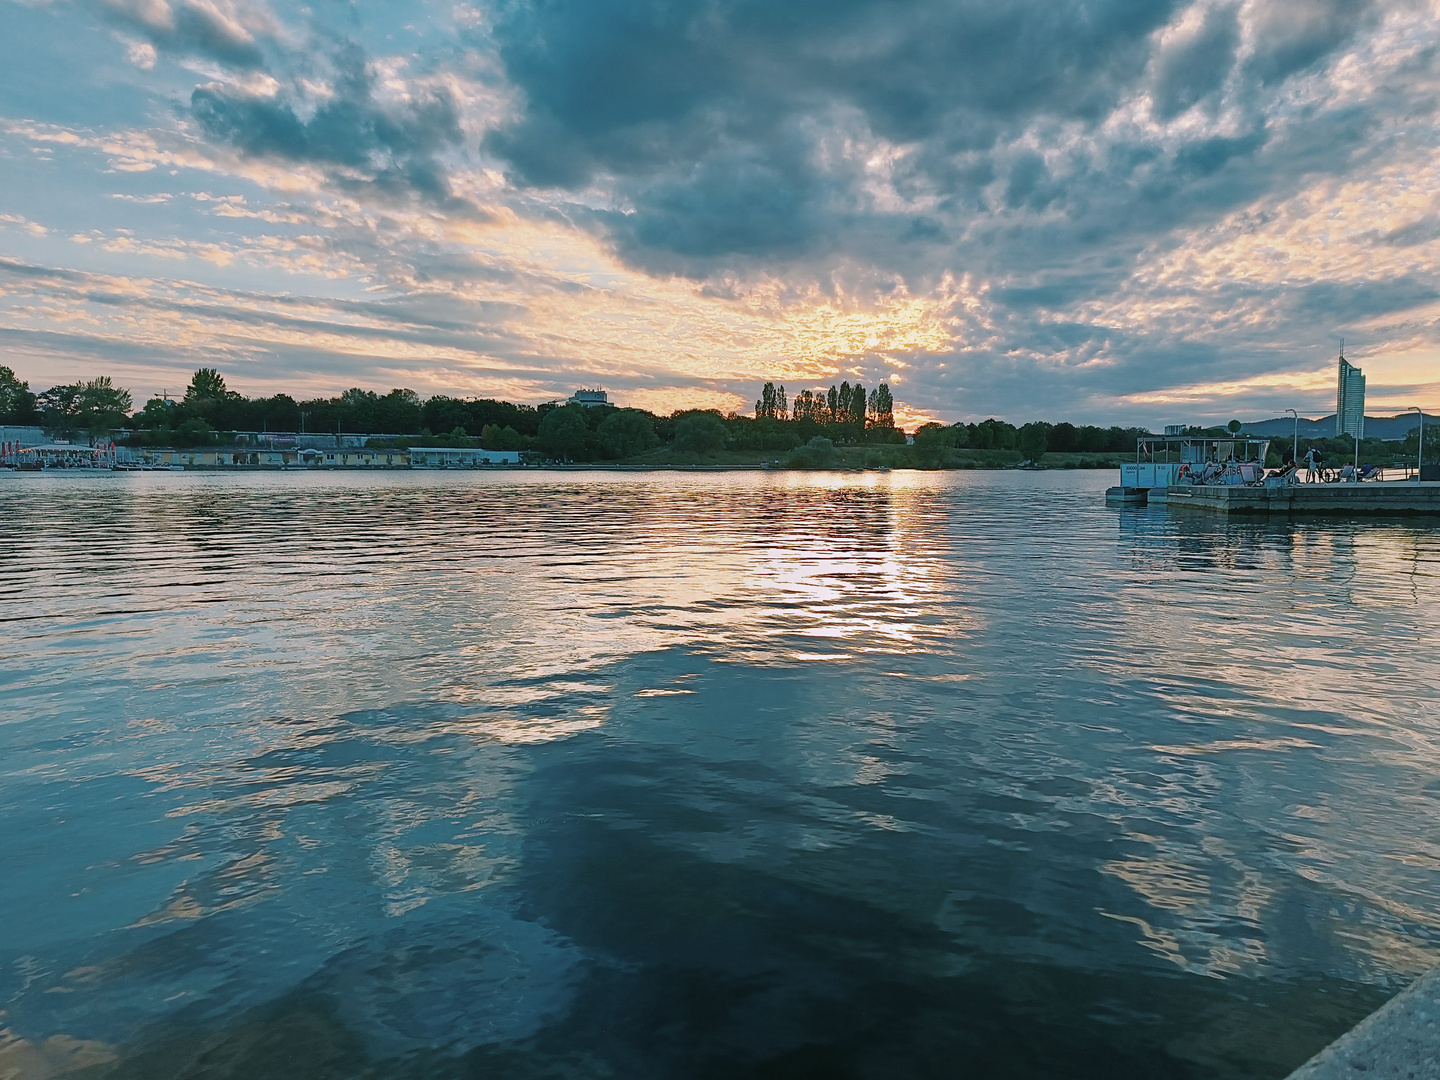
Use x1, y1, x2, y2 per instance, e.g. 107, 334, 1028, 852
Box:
2, 0, 1439, 428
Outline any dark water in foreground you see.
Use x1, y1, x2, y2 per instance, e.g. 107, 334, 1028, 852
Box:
1, 470, 1438, 1079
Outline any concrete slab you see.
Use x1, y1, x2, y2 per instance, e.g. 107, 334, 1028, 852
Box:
1286, 967, 1440, 1079
1164, 481, 1440, 515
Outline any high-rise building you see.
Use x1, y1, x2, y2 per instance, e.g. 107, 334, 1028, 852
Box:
1336, 354, 1365, 439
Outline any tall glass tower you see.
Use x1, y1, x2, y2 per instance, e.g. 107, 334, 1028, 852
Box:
1336, 354, 1365, 439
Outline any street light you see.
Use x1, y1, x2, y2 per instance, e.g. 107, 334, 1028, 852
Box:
1409, 406, 1424, 480
1285, 408, 1299, 468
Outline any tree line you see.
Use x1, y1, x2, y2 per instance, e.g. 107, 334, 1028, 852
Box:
914, 418, 1155, 459
0, 364, 1161, 462
14, 363, 1424, 465
0, 367, 916, 460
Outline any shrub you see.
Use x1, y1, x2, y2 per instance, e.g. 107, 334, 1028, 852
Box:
787, 436, 839, 469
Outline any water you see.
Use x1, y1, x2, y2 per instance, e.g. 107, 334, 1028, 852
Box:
1, 469, 1437, 1079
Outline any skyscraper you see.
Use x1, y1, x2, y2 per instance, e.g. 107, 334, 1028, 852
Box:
1336, 353, 1365, 439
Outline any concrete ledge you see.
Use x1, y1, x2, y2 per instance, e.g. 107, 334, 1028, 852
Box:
1165, 480, 1440, 515
1286, 967, 1440, 1079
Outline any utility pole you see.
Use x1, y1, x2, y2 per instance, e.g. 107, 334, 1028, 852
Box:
1409, 406, 1424, 480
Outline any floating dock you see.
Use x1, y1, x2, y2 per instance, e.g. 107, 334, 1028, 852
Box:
1159, 480, 1440, 515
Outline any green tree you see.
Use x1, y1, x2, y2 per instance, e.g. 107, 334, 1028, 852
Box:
424, 395, 472, 435
755, 382, 786, 420
374, 388, 423, 433
175, 417, 218, 447
913, 423, 951, 448
36, 377, 132, 442
0, 365, 37, 422
867, 383, 895, 429
673, 411, 726, 456
1019, 421, 1051, 462
1402, 426, 1440, 464
537, 403, 589, 460
913, 423, 957, 467
37, 383, 84, 440
598, 409, 659, 458
481, 424, 525, 450
846, 383, 867, 426
787, 436, 838, 469
78, 377, 132, 441
790, 390, 824, 424
134, 397, 177, 430
184, 368, 232, 416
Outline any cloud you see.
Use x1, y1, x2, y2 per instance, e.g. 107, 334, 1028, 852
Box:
1150, 3, 1240, 119
191, 42, 466, 205
1245, 0, 1378, 86
93, 0, 275, 68
4, 0, 1440, 427
482, 0, 1197, 264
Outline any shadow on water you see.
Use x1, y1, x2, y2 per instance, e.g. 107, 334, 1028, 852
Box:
59, 801, 1387, 1080
45, 698, 1395, 1080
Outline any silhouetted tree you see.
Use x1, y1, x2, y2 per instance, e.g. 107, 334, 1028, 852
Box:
846, 382, 866, 426
39, 377, 132, 442
867, 383, 894, 429
1019, 421, 1051, 461
673, 411, 727, 456
0, 366, 37, 423
598, 409, 659, 458
538, 403, 590, 460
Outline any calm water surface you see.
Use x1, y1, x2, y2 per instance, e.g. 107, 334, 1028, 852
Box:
1, 470, 1438, 1079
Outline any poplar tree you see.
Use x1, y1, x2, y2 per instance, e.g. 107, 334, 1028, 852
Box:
868, 383, 894, 428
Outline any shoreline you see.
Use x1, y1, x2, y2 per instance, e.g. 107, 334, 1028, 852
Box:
1286, 967, 1439, 1079
1, 462, 1125, 474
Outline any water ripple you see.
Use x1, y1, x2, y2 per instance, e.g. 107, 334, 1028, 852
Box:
1, 470, 1438, 1078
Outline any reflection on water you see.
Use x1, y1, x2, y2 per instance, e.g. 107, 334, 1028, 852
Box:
1, 470, 1438, 1079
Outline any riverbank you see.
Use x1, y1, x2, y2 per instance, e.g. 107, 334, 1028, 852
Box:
603, 446, 1133, 470
3, 447, 1135, 473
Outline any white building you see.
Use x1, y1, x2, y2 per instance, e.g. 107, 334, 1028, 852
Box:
1336, 354, 1365, 439
409, 447, 522, 468
567, 389, 609, 407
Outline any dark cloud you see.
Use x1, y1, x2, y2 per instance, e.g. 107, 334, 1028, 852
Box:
487, 0, 1183, 184
480, 0, 1381, 280
94, 0, 269, 68
1150, 3, 1239, 119
192, 43, 464, 205
1245, 0, 1377, 85
481, 0, 1188, 256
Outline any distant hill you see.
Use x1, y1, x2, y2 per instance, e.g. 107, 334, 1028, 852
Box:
1243, 413, 1440, 440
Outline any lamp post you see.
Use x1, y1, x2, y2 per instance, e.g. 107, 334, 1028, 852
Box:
1285, 408, 1299, 468
1409, 406, 1424, 480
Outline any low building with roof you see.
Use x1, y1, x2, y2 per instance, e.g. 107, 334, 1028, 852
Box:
408, 447, 522, 468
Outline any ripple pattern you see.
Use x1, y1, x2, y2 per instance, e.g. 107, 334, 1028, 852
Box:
1, 469, 1438, 1079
